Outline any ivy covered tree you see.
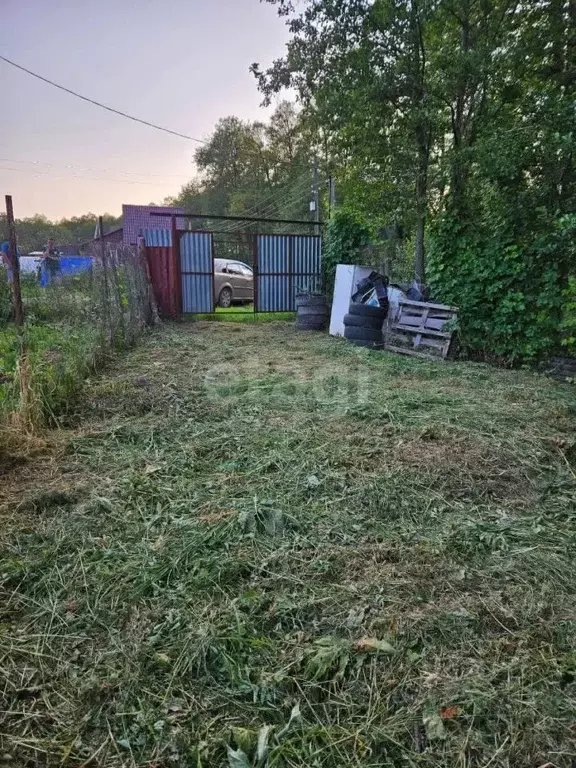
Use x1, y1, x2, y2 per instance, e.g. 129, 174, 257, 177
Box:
252, 0, 438, 282
253, 0, 576, 362
429, 0, 576, 361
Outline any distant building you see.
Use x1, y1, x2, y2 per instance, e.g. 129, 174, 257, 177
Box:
80, 226, 124, 253
57, 244, 84, 256
122, 204, 185, 245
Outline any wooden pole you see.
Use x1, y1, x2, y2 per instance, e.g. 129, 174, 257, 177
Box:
138, 235, 159, 324
4, 195, 24, 326
312, 158, 320, 237
170, 215, 182, 318
98, 215, 113, 344
5, 196, 35, 427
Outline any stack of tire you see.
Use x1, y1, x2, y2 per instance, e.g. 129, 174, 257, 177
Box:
343, 301, 388, 347
295, 293, 328, 331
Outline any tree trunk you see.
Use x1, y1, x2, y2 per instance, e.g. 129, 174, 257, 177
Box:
450, 0, 471, 210
414, 210, 426, 283
409, 0, 430, 284
414, 123, 430, 283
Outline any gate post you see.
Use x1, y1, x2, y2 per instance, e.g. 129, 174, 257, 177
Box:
170, 215, 182, 318
252, 234, 259, 314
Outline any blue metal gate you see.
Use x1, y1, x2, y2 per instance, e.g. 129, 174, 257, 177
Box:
256, 234, 322, 312
180, 232, 214, 313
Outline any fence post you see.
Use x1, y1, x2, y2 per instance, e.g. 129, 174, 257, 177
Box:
4, 195, 24, 326
5, 195, 35, 427
171, 215, 182, 318
138, 235, 159, 324
98, 216, 114, 345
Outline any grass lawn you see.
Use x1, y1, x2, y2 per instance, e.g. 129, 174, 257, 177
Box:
191, 306, 296, 322
1, 321, 575, 767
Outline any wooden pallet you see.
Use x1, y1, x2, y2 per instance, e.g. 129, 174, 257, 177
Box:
384, 299, 458, 360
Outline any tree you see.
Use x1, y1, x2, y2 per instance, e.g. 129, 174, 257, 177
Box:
428, 0, 576, 361
0, 212, 121, 253
252, 0, 439, 281
167, 103, 316, 227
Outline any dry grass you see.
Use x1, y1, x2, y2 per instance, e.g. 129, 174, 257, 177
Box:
1, 321, 575, 767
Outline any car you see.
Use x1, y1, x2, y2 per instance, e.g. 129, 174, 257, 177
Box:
214, 258, 254, 308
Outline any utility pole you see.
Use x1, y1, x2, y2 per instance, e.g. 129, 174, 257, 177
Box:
312, 157, 320, 236
4, 195, 24, 326
328, 176, 336, 218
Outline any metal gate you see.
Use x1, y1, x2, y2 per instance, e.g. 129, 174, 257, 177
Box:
143, 209, 324, 317
256, 234, 322, 312
144, 222, 322, 317
180, 231, 214, 313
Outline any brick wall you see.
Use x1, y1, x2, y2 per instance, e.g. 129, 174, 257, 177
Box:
123, 204, 185, 245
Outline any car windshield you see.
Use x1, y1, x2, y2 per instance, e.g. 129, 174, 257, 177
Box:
229, 263, 252, 276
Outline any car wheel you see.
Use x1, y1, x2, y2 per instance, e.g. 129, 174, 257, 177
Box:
218, 287, 233, 308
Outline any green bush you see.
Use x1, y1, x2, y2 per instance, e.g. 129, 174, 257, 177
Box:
560, 276, 576, 356
322, 210, 371, 299
429, 213, 576, 364
0, 268, 12, 325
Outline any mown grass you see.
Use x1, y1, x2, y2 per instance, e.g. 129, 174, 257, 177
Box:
191, 307, 296, 322
1, 321, 575, 767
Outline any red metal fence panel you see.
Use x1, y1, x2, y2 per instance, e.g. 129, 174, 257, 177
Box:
145, 246, 180, 318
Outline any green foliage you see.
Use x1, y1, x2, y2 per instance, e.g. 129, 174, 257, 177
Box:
255, 0, 576, 363
0, 212, 121, 253
561, 276, 576, 355
1, 249, 155, 429
323, 211, 370, 298
0, 268, 12, 325
429, 209, 576, 364
167, 102, 314, 230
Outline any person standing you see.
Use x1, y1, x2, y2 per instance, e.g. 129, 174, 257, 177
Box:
1, 239, 14, 282
43, 239, 61, 284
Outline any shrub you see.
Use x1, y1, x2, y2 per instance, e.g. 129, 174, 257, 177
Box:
560, 276, 576, 356
428, 213, 576, 364
322, 211, 371, 299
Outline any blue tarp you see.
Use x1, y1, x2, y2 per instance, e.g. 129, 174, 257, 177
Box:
40, 256, 92, 286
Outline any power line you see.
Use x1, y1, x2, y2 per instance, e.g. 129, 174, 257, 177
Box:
0, 165, 180, 187
0, 157, 194, 180
0, 54, 206, 144
218, 185, 314, 233
226, 173, 327, 228
218, 173, 312, 230
221, 168, 313, 223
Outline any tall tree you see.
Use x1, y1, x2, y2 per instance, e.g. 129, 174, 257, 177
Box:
252, 0, 438, 281
167, 103, 316, 225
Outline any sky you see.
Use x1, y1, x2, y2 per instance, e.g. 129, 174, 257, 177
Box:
2, 0, 290, 220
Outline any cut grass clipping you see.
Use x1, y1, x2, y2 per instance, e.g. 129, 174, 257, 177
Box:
1, 321, 575, 767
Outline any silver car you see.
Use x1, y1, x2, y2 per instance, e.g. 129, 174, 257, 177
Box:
214, 258, 254, 308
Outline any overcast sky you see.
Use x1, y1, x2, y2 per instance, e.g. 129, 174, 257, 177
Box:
2, 0, 289, 220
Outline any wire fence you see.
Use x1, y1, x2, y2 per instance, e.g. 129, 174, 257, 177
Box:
0, 236, 158, 440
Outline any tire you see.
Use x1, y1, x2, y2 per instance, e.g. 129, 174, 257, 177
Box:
298, 305, 328, 317
348, 303, 388, 320
297, 315, 326, 331
296, 294, 326, 309
343, 313, 383, 330
344, 326, 383, 342
218, 287, 233, 308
